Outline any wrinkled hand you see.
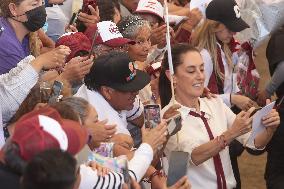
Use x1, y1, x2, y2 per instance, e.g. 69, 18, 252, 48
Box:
87, 161, 110, 176
150, 24, 166, 46
142, 120, 167, 152
34, 45, 70, 70
230, 107, 254, 137
86, 119, 117, 143
262, 99, 280, 132
167, 176, 191, 189
60, 56, 93, 82
232, 94, 255, 111
163, 104, 181, 120
187, 8, 202, 28
202, 87, 217, 99
257, 90, 270, 107
78, 5, 100, 27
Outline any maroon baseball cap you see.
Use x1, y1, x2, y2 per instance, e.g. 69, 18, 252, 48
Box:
11, 106, 88, 161
56, 32, 91, 62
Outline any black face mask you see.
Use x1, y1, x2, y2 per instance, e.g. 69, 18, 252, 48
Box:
13, 5, 47, 32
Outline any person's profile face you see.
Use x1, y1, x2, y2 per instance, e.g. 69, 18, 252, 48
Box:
108, 88, 139, 111
175, 51, 205, 98
215, 24, 236, 44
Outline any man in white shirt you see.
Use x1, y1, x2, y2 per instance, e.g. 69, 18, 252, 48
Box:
75, 51, 150, 147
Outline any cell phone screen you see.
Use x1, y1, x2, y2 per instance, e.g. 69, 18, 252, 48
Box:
144, 104, 161, 129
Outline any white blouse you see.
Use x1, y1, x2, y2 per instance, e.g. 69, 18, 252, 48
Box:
162, 97, 258, 189
200, 46, 240, 107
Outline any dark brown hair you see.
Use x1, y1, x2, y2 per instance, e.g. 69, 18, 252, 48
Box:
0, 0, 24, 17
159, 43, 200, 108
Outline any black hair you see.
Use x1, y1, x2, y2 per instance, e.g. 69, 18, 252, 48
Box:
97, 0, 120, 22
159, 43, 200, 108
21, 149, 77, 189
3, 141, 27, 175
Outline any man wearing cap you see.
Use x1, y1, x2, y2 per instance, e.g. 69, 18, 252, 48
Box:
0, 106, 87, 189
76, 51, 148, 140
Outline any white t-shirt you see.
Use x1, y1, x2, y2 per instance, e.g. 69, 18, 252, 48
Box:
162, 97, 258, 189
200, 46, 240, 107
75, 85, 143, 136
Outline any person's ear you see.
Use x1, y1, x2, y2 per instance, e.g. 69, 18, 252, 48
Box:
33, 103, 47, 110
8, 3, 19, 17
100, 86, 112, 100
165, 70, 177, 84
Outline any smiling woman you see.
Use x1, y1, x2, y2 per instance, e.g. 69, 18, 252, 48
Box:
159, 43, 280, 189
118, 15, 151, 62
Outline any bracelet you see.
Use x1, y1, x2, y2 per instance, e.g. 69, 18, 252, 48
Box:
217, 134, 228, 150
230, 94, 232, 106
143, 170, 164, 183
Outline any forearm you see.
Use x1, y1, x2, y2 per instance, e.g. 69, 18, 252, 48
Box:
191, 129, 237, 165
254, 128, 275, 149
129, 143, 154, 182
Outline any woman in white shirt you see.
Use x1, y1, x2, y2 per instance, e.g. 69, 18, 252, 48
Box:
159, 43, 280, 189
191, 0, 254, 111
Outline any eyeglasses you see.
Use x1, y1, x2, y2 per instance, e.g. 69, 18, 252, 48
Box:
132, 38, 151, 47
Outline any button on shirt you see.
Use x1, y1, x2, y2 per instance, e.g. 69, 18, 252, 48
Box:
162, 97, 257, 189
0, 17, 30, 74
75, 85, 143, 136
201, 46, 240, 107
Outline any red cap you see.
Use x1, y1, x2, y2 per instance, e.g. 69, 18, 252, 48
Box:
56, 32, 91, 62
84, 21, 135, 48
11, 107, 88, 161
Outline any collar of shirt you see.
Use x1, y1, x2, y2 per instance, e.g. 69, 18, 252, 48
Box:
169, 98, 213, 120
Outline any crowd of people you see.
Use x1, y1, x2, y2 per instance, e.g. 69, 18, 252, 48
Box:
0, 0, 283, 188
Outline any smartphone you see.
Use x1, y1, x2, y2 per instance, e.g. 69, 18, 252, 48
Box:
167, 151, 189, 187
69, 11, 80, 26
144, 104, 161, 129
40, 81, 52, 103
167, 114, 182, 136
250, 108, 261, 117
48, 80, 64, 103
120, 155, 132, 189
82, 0, 97, 15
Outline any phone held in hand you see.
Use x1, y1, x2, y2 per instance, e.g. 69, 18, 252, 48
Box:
167, 151, 189, 187
48, 80, 64, 104
69, 11, 80, 26
250, 108, 261, 117
144, 104, 161, 129
120, 155, 132, 189
167, 114, 182, 136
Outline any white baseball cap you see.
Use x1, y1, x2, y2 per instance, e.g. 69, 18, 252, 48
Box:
135, 0, 164, 21
84, 21, 135, 47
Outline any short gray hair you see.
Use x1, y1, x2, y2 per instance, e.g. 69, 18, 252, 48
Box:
117, 15, 151, 39
61, 97, 90, 124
